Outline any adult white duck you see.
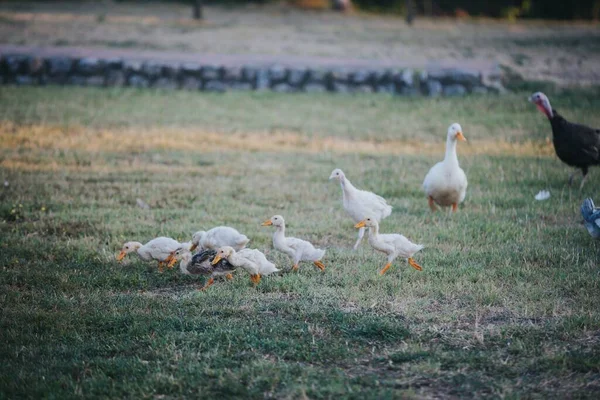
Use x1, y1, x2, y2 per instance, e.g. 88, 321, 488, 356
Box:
423, 123, 468, 212
190, 226, 249, 252
355, 217, 423, 275
116, 237, 185, 272
212, 246, 279, 285
329, 168, 392, 250
262, 215, 326, 272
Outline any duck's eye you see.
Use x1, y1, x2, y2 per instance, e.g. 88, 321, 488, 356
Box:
125, 246, 129, 250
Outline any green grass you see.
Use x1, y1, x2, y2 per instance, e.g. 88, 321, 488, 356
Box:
1, 86, 600, 398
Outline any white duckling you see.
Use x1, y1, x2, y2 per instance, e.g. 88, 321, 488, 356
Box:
423, 123, 468, 212
329, 168, 392, 250
212, 246, 279, 285
262, 215, 326, 272
190, 226, 250, 252
172, 247, 236, 290
116, 237, 183, 272
355, 217, 423, 275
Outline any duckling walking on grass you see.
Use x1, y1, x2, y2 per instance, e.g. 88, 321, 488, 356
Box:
329, 168, 392, 250
116, 237, 185, 272
423, 123, 468, 212
355, 217, 423, 275
262, 215, 326, 272
172, 247, 236, 290
212, 246, 279, 285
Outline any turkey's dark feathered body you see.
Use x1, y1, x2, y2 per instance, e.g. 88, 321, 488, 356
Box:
549, 109, 600, 173
186, 249, 235, 276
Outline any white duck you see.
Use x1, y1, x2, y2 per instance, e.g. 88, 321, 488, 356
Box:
355, 217, 423, 275
116, 237, 185, 272
422, 123, 468, 212
329, 168, 392, 250
212, 246, 279, 285
190, 226, 249, 252
262, 215, 326, 272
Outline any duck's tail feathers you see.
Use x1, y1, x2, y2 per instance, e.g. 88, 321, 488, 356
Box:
582, 198, 595, 221
237, 236, 250, 248
414, 244, 425, 254
382, 205, 392, 219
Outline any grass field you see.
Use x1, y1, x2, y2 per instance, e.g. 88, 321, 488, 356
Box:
1, 86, 600, 398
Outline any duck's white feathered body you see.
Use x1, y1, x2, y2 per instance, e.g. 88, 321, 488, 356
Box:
192, 226, 249, 251
136, 237, 181, 262
263, 215, 326, 271
423, 160, 467, 206
423, 123, 468, 210
356, 218, 424, 275
230, 248, 280, 276
329, 168, 392, 250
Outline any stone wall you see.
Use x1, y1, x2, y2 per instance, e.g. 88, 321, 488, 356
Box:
0, 53, 501, 96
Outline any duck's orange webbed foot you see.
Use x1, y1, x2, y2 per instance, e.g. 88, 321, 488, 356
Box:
379, 263, 392, 276
408, 258, 423, 271
451, 203, 458, 212
314, 261, 325, 271
250, 274, 261, 285
428, 196, 438, 212
225, 273, 234, 281
199, 277, 215, 291
292, 264, 299, 272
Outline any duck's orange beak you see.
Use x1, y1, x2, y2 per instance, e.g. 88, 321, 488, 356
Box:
354, 220, 366, 229
190, 243, 198, 252
261, 219, 273, 226
116, 250, 126, 261
211, 255, 222, 265
456, 131, 467, 141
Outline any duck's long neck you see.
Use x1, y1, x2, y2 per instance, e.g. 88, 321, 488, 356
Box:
340, 176, 356, 193
227, 252, 242, 267
444, 137, 459, 167
273, 224, 286, 244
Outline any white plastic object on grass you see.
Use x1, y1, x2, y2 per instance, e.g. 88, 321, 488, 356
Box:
534, 190, 551, 201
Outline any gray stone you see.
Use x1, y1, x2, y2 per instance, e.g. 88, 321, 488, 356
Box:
242, 66, 258, 83
180, 63, 203, 77
272, 83, 294, 93
153, 77, 178, 90
142, 62, 163, 80
123, 60, 143, 74
288, 68, 307, 87
105, 70, 125, 86
472, 86, 488, 95
230, 82, 253, 91
306, 69, 328, 83
351, 70, 372, 85
76, 58, 105, 76
204, 80, 226, 92
85, 76, 105, 87
304, 83, 327, 93
268, 65, 287, 83
128, 74, 150, 88
429, 69, 481, 86
401, 69, 415, 86
202, 66, 222, 81
330, 68, 350, 82
256, 69, 270, 90
426, 80, 443, 97
181, 76, 201, 90
443, 84, 467, 96
46, 57, 73, 77
223, 66, 243, 82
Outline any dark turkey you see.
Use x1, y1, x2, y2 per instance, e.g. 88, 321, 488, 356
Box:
529, 92, 600, 188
